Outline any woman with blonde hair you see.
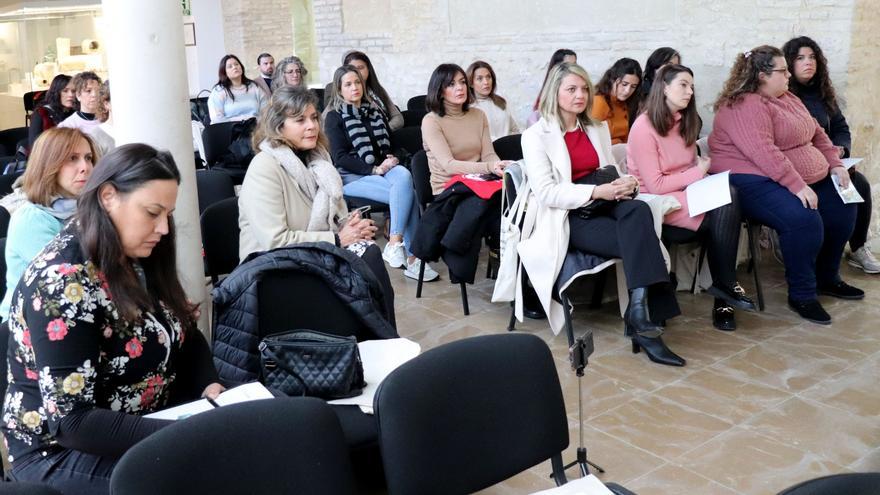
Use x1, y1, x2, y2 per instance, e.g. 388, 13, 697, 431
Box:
710, 45, 858, 325
517, 62, 684, 366
1, 127, 98, 321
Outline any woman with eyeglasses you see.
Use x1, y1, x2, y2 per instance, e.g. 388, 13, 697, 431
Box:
710, 45, 860, 325
272, 55, 309, 90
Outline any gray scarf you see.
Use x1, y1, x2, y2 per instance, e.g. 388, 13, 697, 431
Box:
258, 140, 346, 231
33, 197, 78, 221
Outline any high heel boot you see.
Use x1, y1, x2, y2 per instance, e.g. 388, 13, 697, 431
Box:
630, 332, 686, 367
623, 287, 663, 338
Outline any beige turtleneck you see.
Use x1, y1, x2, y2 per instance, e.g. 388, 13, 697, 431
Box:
421, 101, 501, 194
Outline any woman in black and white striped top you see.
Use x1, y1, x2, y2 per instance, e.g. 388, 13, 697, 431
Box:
324, 65, 437, 281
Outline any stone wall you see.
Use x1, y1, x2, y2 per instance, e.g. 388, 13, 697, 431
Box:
220, 0, 295, 81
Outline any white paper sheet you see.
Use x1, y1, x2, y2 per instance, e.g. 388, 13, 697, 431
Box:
529, 475, 615, 495
328, 338, 421, 414
686, 171, 731, 217
831, 174, 864, 204
144, 382, 275, 420
841, 157, 863, 170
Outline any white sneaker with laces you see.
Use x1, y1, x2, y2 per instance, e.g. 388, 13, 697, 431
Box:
847, 246, 880, 274
404, 258, 439, 281
382, 242, 406, 268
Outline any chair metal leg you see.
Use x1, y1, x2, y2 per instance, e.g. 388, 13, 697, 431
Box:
459, 282, 469, 315
746, 222, 765, 311
550, 453, 568, 486
691, 244, 707, 294
507, 305, 517, 331
416, 259, 426, 298
561, 291, 576, 347
589, 270, 607, 309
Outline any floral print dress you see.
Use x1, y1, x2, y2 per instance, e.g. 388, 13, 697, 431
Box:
2, 226, 191, 464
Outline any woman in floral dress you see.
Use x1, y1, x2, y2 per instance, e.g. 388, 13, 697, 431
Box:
1, 143, 222, 494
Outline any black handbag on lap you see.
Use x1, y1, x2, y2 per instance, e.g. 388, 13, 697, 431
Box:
573, 166, 621, 220
258, 330, 366, 400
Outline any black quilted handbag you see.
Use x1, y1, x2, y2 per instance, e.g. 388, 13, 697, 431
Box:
258, 330, 366, 400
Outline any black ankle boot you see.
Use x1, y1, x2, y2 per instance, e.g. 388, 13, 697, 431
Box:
631, 334, 686, 367
624, 287, 663, 338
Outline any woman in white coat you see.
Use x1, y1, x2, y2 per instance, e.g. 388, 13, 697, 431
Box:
518, 62, 684, 367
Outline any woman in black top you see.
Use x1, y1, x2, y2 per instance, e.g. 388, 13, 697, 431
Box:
1, 144, 222, 495
28, 74, 76, 148
783, 36, 878, 274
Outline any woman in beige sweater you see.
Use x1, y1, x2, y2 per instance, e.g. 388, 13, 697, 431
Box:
421, 63, 512, 195
238, 86, 396, 321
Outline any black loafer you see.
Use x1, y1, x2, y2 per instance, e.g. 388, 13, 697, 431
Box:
818, 281, 865, 300
788, 297, 831, 325
712, 300, 736, 331
707, 284, 757, 312
523, 306, 547, 320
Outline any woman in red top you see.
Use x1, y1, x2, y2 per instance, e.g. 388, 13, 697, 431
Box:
518, 62, 684, 367
628, 64, 755, 331
710, 45, 859, 325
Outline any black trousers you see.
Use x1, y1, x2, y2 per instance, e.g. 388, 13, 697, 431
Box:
849, 169, 871, 251
568, 200, 668, 289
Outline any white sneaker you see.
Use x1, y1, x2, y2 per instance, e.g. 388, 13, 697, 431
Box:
404, 258, 439, 282
382, 242, 406, 268
847, 246, 880, 274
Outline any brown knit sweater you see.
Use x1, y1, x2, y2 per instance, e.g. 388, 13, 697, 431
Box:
421, 101, 501, 194
708, 92, 842, 194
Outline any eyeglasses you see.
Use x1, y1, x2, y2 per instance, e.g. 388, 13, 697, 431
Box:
770, 68, 790, 74
285, 69, 303, 75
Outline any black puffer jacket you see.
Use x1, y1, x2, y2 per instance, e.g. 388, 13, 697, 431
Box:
212, 242, 397, 385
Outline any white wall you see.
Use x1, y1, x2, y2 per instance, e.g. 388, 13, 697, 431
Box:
189, 0, 226, 95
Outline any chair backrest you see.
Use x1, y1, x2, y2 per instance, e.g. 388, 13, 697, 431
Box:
611, 143, 628, 173
374, 333, 569, 495
23, 91, 43, 113
201, 122, 237, 167
409, 150, 433, 212
200, 197, 240, 282
0, 481, 64, 494
0, 127, 28, 156
311, 87, 325, 112
407, 94, 427, 112
391, 126, 423, 155
777, 473, 880, 495
401, 109, 427, 128
196, 169, 236, 214
492, 134, 523, 161
110, 397, 356, 495
257, 269, 373, 340
0, 171, 23, 198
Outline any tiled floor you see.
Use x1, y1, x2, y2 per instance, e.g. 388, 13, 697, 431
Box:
386, 248, 880, 495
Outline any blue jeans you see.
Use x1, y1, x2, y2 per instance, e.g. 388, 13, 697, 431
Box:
10, 446, 116, 495
343, 166, 419, 255
730, 174, 856, 301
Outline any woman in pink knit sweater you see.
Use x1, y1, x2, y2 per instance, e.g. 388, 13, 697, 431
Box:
709, 45, 860, 325
628, 64, 756, 332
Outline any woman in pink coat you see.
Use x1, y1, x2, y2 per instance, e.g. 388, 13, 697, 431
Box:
627, 64, 756, 331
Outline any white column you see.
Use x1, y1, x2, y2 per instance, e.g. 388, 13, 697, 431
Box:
102, 0, 209, 333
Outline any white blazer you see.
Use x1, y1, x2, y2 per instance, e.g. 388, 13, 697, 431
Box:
515, 117, 678, 334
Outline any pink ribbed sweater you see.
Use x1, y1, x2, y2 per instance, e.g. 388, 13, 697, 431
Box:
708, 92, 841, 194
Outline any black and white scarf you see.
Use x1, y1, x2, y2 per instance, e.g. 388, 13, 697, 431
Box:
339, 102, 391, 166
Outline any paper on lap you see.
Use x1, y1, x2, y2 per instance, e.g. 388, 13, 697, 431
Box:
144, 382, 275, 420
686, 171, 732, 217
529, 474, 615, 494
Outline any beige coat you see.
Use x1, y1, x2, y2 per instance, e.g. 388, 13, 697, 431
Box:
238, 150, 348, 261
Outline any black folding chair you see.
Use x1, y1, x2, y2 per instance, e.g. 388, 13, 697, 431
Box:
401, 109, 426, 128
200, 197, 240, 285
201, 122, 247, 184
391, 126, 423, 156
778, 473, 880, 495
0, 170, 24, 197
195, 169, 236, 214
493, 134, 523, 161
406, 95, 426, 111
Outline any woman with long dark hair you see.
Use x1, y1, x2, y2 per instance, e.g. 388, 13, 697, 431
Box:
341, 51, 404, 131
208, 54, 267, 123
710, 45, 860, 325
467, 60, 519, 141
2, 144, 222, 494
637, 47, 680, 114
28, 74, 76, 147
527, 49, 577, 126
783, 36, 878, 274
592, 58, 642, 144
628, 64, 755, 331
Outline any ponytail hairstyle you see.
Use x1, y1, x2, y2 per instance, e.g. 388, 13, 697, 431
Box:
77, 143, 194, 330
714, 45, 783, 110
645, 64, 701, 146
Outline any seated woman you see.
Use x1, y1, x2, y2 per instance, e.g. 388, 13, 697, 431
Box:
518, 62, 684, 366
58, 71, 103, 134
627, 64, 756, 331
89, 80, 115, 155
271, 55, 308, 91
0, 128, 97, 321
466, 60, 520, 141
783, 36, 879, 274
28, 74, 75, 148
637, 47, 680, 115
2, 144, 222, 494
324, 65, 437, 280
592, 58, 642, 144
341, 51, 404, 131
527, 49, 577, 127
710, 45, 860, 325
238, 86, 396, 322
208, 54, 267, 124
